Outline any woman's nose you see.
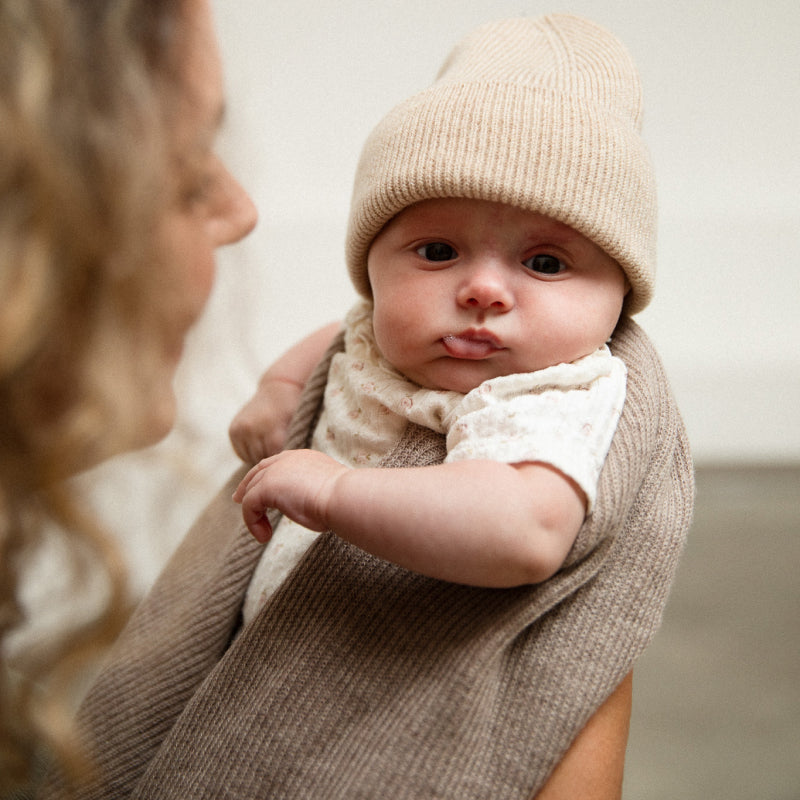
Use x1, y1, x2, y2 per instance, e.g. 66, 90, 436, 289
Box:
457, 261, 514, 311
209, 170, 258, 247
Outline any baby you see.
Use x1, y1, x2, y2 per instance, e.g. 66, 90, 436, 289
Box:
234, 198, 629, 595
231, 13, 655, 615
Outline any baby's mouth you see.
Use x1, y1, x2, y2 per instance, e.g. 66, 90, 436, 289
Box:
442, 331, 503, 360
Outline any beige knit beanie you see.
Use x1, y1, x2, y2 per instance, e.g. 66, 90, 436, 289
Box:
345, 14, 657, 314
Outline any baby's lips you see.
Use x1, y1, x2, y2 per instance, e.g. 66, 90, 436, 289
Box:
442, 334, 502, 359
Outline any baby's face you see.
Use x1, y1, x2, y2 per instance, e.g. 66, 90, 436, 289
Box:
367, 198, 628, 393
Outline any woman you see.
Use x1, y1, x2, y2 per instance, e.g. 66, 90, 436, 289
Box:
4, 1, 636, 796
0, 0, 255, 791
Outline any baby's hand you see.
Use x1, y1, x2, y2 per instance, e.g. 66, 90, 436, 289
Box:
228, 378, 304, 464
232, 450, 348, 543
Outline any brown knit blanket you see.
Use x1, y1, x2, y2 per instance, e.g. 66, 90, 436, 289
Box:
41, 316, 694, 799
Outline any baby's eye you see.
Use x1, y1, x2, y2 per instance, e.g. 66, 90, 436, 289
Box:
523, 254, 567, 276
416, 242, 457, 262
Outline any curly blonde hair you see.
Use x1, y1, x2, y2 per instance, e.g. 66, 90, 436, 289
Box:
0, 0, 190, 791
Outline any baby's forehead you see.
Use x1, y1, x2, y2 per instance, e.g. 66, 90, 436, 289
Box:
389, 197, 583, 240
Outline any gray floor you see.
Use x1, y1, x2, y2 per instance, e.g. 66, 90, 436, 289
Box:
623, 465, 799, 799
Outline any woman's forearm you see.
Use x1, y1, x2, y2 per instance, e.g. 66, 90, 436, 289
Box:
534, 671, 633, 799
261, 321, 341, 387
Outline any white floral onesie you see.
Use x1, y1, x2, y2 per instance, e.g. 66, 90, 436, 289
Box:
242, 300, 626, 624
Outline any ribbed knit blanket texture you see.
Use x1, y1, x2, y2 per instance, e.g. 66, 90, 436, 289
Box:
41, 316, 694, 799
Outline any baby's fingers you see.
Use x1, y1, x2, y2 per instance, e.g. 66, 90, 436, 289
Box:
235, 470, 275, 543
232, 459, 272, 504
242, 501, 274, 544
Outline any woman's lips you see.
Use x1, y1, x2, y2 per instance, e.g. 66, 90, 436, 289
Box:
442, 330, 503, 359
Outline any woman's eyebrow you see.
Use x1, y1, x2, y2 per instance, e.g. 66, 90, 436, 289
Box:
211, 100, 227, 133
193, 100, 227, 151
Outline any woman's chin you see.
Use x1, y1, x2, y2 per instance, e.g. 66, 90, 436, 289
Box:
138, 389, 178, 448
110, 385, 178, 459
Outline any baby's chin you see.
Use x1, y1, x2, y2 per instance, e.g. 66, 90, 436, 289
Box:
410, 361, 507, 394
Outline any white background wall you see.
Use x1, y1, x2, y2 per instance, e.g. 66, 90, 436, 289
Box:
85, 0, 800, 594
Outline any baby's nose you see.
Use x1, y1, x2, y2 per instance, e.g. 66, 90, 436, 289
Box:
457, 263, 513, 311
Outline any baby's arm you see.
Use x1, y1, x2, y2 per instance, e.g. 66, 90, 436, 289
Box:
233, 451, 585, 587
229, 322, 340, 463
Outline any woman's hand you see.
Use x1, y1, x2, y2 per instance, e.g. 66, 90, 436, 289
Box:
229, 377, 304, 464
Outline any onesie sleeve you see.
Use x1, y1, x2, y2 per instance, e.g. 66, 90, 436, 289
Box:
444, 348, 627, 512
